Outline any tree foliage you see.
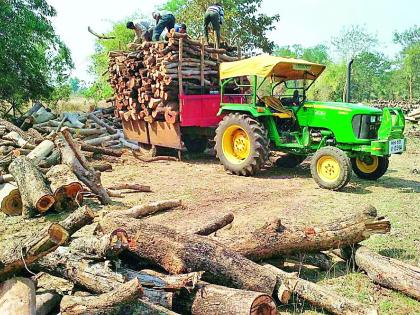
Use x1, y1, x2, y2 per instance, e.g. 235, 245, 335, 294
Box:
163, 0, 280, 53
0, 0, 73, 110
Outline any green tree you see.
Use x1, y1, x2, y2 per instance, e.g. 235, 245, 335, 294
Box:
331, 25, 378, 61
163, 0, 280, 53
393, 26, 420, 100
0, 0, 73, 112
274, 44, 330, 64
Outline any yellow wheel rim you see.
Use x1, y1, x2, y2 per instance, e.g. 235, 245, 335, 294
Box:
222, 125, 251, 164
355, 156, 379, 174
317, 155, 341, 182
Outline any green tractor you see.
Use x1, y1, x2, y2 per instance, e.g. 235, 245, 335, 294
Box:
214, 55, 406, 190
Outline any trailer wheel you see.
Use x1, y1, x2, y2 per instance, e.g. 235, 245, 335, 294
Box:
351, 155, 389, 180
215, 113, 269, 176
275, 154, 307, 168
183, 136, 208, 153
310, 147, 352, 190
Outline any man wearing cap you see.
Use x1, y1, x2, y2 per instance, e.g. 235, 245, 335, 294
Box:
152, 10, 176, 41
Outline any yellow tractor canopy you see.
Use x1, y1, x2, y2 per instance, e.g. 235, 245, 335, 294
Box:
220, 54, 326, 81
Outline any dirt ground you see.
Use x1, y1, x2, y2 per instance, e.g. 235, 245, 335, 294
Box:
101, 136, 420, 315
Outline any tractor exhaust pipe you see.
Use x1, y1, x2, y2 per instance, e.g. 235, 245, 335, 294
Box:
345, 59, 354, 103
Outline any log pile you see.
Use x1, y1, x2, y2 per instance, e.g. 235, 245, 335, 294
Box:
0, 103, 153, 217
370, 99, 420, 114
108, 30, 239, 125
1, 196, 419, 314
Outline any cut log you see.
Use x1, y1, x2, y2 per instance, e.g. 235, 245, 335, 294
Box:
222, 206, 390, 260
34, 272, 74, 295
58, 205, 95, 235
0, 174, 14, 184
38, 149, 61, 168
35, 291, 61, 315
46, 164, 83, 211
338, 245, 420, 301
286, 252, 333, 271
84, 133, 120, 146
192, 213, 234, 236
108, 183, 152, 192
91, 162, 113, 172
98, 219, 278, 294
56, 130, 111, 205
264, 264, 378, 315
60, 278, 143, 315
27, 140, 55, 165
63, 112, 85, 129
0, 182, 22, 216
80, 142, 123, 157
106, 199, 182, 218
0, 118, 33, 143
0, 223, 68, 280
0, 277, 36, 315
174, 283, 277, 315
8, 156, 55, 217
4, 131, 36, 149
88, 113, 118, 134
133, 151, 179, 162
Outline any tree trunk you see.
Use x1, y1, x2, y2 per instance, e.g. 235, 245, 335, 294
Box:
60, 278, 143, 315
98, 218, 278, 294
88, 113, 118, 134
106, 200, 182, 218
58, 205, 96, 235
0, 174, 14, 184
0, 118, 33, 143
46, 164, 83, 212
4, 131, 36, 149
8, 156, 55, 217
0, 278, 36, 315
27, 140, 55, 165
38, 149, 61, 168
339, 245, 420, 301
56, 130, 111, 205
108, 183, 152, 192
174, 283, 277, 315
222, 206, 390, 260
191, 213, 234, 236
80, 143, 123, 157
263, 264, 378, 315
84, 134, 120, 146
0, 182, 22, 216
0, 223, 68, 281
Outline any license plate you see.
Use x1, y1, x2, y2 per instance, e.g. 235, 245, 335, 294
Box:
389, 139, 404, 154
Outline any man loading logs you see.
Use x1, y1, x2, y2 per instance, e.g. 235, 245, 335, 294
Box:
126, 19, 153, 43
152, 10, 176, 41
204, 3, 224, 47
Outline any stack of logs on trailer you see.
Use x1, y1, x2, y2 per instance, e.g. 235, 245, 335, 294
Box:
108, 30, 239, 125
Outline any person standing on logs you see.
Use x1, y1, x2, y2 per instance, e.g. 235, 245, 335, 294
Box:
174, 23, 187, 34
126, 20, 153, 44
152, 10, 176, 41
204, 3, 224, 47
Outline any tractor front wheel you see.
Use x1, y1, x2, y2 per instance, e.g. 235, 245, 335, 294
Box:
351, 155, 389, 180
310, 147, 352, 190
215, 113, 269, 176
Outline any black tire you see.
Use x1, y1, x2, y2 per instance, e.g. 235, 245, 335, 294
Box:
351, 156, 389, 180
214, 113, 269, 176
310, 147, 352, 190
183, 136, 208, 153
275, 154, 307, 168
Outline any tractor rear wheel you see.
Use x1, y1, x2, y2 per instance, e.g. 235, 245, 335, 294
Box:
310, 147, 352, 190
351, 155, 389, 180
275, 154, 307, 168
215, 113, 269, 176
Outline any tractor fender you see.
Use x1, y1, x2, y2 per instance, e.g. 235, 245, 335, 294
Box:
218, 105, 272, 118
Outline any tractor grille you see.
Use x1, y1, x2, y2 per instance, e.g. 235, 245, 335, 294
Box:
352, 114, 381, 139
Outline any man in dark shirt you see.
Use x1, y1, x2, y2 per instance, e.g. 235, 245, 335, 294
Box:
204, 3, 224, 46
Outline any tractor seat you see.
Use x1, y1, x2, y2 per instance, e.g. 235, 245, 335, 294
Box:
263, 96, 295, 119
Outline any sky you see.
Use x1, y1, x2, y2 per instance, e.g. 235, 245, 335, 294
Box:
47, 0, 419, 82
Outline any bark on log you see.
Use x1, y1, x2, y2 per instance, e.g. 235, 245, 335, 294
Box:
286, 252, 333, 271
56, 130, 111, 205
174, 283, 277, 315
46, 164, 83, 211
192, 213, 234, 236
98, 219, 278, 294
84, 134, 120, 146
108, 183, 152, 192
34, 272, 74, 295
0, 182, 22, 216
27, 140, 55, 165
59, 205, 96, 236
0, 223, 68, 280
222, 206, 390, 260
0, 277, 36, 315
0, 174, 14, 184
88, 113, 118, 134
338, 245, 420, 301
8, 156, 55, 217
38, 149, 61, 168
80, 143, 123, 157
105, 199, 182, 218
35, 291, 61, 315
4, 131, 36, 149
0, 118, 33, 143
60, 278, 143, 315
264, 264, 378, 315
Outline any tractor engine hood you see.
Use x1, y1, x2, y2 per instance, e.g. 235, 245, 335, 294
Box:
303, 101, 382, 115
